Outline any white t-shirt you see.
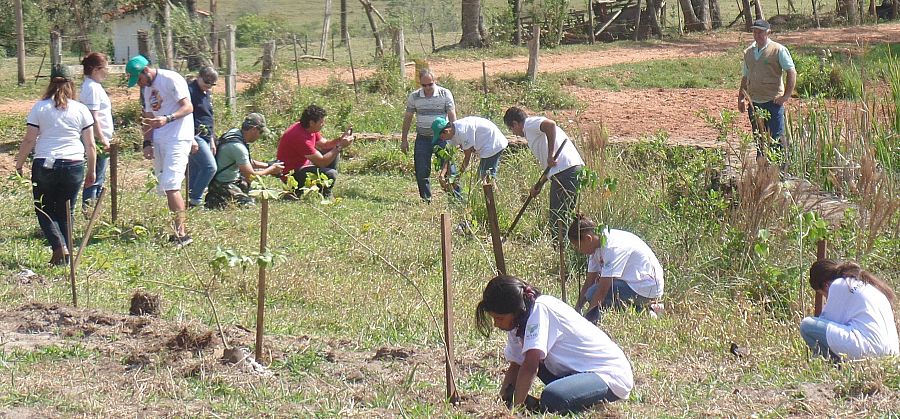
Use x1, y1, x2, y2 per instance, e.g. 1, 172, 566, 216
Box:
588, 229, 664, 299
522, 116, 585, 177
142, 69, 194, 143
504, 295, 633, 399
26, 99, 94, 161
80, 77, 114, 141
448, 116, 508, 158
821, 277, 900, 359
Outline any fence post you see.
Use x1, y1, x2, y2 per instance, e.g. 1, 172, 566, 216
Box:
397, 27, 406, 81
527, 24, 540, 81
66, 201, 77, 308
14, 0, 25, 85
225, 25, 237, 113
50, 31, 62, 68
255, 200, 269, 362
345, 28, 359, 102
261, 40, 276, 84
210, 0, 219, 67
429, 22, 436, 52
292, 34, 301, 87
558, 220, 568, 303
110, 143, 118, 223
482, 180, 507, 276
162, 0, 174, 69
440, 213, 460, 404
320, 0, 332, 58
813, 240, 827, 316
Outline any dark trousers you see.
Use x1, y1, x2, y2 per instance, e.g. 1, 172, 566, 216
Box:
292, 156, 339, 197
32, 159, 84, 251
748, 100, 787, 158
549, 165, 582, 241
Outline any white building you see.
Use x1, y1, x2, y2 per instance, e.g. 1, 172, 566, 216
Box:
107, 5, 157, 65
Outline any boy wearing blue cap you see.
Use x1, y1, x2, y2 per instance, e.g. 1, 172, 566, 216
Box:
126, 55, 195, 247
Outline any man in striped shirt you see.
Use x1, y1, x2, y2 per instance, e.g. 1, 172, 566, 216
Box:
401, 68, 457, 201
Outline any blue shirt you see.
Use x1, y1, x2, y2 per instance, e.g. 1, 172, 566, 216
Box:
188, 79, 214, 141
742, 41, 795, 77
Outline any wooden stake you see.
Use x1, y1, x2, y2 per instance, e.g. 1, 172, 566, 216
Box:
482, 180, 507, 276
482, 62, 488, 95
345, 28, 359, 102
261, 40, 276, 83
320, 0, 332, 58
66, 201, 77, 307
50, 31, 63, 68
110, 144, 118, 223
74, 188, 107, 269
14, 0, 24, 85
526, 24, 540, 81
813, 240, 826, 316
429, 22, 436, 52
225, 25, 237, 112
558, 220, 568, 303
292, 34, 301, 87
440, 213, 460, 404
210, 0, 219, 67
397, 27, 406, 81
255, 199, 269, 362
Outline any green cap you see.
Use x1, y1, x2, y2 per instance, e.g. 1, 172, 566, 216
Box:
243, 113, 270, 136
50, 64, 73, 81
431, 117, 451, 140
125, 55, 150, 87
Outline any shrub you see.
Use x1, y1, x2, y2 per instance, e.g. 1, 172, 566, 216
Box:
235, 14, 290, 48
795, 52, 862, 99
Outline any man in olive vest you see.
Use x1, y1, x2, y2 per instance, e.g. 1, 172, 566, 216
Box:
737, 19, 796, 161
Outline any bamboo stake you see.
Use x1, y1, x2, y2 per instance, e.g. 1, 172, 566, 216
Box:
66, 200, 77, 307
255, 199, 269, 362
558, 220, 568, 303
482, 180, 507, 276
346, 28, 359, 102
482, 62, 488, 95
813, 240, 826, 316
440, 214, 460, 404
293, 34, 302, 87
110, 143, 118, 223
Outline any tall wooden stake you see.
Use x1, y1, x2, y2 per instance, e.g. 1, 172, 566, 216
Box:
440, 214, 460, 403
320, 0, 332, 58
429, 22, 436, 52
346, 28, 359, 102
225, 25, 237, 112
482, 62, 488, 95
14, 0, 25, 85
74, 188, 107, 269
292, 34, 301, 87
163, 0, 175, 69
255, 199, 269, 362
482, 180, 507, 276
261, 40, 276, 84
66, 201, 77, 307
526, 24, 540, 81
50, 31, 62, 67
397, 27, 406, 81
210, 0, 219, 67
558, 220, 568, 303
110, 144, 118, 223
813, 240, 826, 316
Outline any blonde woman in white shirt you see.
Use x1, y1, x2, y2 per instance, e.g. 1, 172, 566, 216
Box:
15, 64, 97, 265
800, 260, 899, 361
475, 275, 633, 413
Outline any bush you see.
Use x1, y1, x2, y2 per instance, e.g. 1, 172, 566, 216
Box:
795, 53, 862, 99
235, 14, 290, 48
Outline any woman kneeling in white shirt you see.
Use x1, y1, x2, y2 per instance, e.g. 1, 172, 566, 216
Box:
800, 260, 899, 362
475, 275, 633, 413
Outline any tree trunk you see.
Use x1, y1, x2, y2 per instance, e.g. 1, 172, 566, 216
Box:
709, 0, 722, 28
358, 0, 384, 58
679, 0, 707, 31
646, 0, 663, 37
694, 0, 712, 29
460, 0, 485, 47
186, 0, 197, 18
741, 0, 753, 30
512, 0, 522, 44
844, 0, 860, 24
339, 0, 348, 46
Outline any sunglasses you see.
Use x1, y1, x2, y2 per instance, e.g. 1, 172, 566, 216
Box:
421, 82, 434, 87
202, 79, 217, 86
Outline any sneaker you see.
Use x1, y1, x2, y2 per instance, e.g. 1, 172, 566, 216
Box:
168, 234, 193, 248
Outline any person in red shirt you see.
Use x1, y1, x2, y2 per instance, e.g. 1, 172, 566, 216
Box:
276, 105, 353, 198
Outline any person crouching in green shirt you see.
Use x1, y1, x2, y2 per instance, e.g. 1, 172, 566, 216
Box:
205, 113, 284, 209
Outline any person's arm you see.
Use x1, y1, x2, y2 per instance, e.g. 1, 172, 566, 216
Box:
539, 119, 559, 168
143, 97, 194, 129
587, 277, 615, 311
142, 109, 155, 159
574, 271, 600, 311
512, 349, 541, 407
460, 148, 474, 173
776, 69, 797, 106
81, 127, 97, 187
14, 126, 39, 176
238, 161, 284, 179
738, 72, 749, 113
89, 110, 110, 151
447, 108, 457, 123
401, 111, 414, 154
499, 362, 520, 401
306, 146, 342, 168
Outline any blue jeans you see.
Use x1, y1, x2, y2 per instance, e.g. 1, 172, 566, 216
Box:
748, 101, 787, 157
31, 159, 84, 250
478, 150, 503, 179
188, 135, 217, 204
538, 364, 619, 413
584, 280, 653, 323
549, 165, 581, 242
82, 156, 108, 205
800, 317, 842, 362
415, 134, 461, 201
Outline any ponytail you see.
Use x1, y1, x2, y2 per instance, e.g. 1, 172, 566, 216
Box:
474, 275, 542, 338
810, 259, 896, 305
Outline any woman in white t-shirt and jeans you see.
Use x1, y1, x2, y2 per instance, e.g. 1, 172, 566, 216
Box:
475, 275, 633, 414
568, 215, 664, 324
800, 260, 899, 362
15, 64, 97, 265
79, 52, 113, 213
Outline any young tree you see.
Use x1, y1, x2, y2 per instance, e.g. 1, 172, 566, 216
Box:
460, 0, 485, 47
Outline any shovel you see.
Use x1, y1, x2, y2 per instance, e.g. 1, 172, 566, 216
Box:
504, 138, 569, 241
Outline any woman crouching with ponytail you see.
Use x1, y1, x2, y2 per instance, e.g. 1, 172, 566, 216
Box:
800, 260, 899, 362
475, 275, 633, 413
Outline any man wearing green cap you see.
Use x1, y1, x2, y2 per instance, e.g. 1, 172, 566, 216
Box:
432, 116, 508, 180
126, 55, 194, 246
205, 113, 284, 209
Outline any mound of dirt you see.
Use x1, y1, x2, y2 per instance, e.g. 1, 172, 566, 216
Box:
129, 290, 161, 316
372, 347, 413, 361
167, 327, 216, 352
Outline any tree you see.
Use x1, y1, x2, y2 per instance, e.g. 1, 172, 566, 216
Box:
678, 0, 707, 31
709, 0, 722, 28
694, 0, 712, 30
459, 0, 486, 47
